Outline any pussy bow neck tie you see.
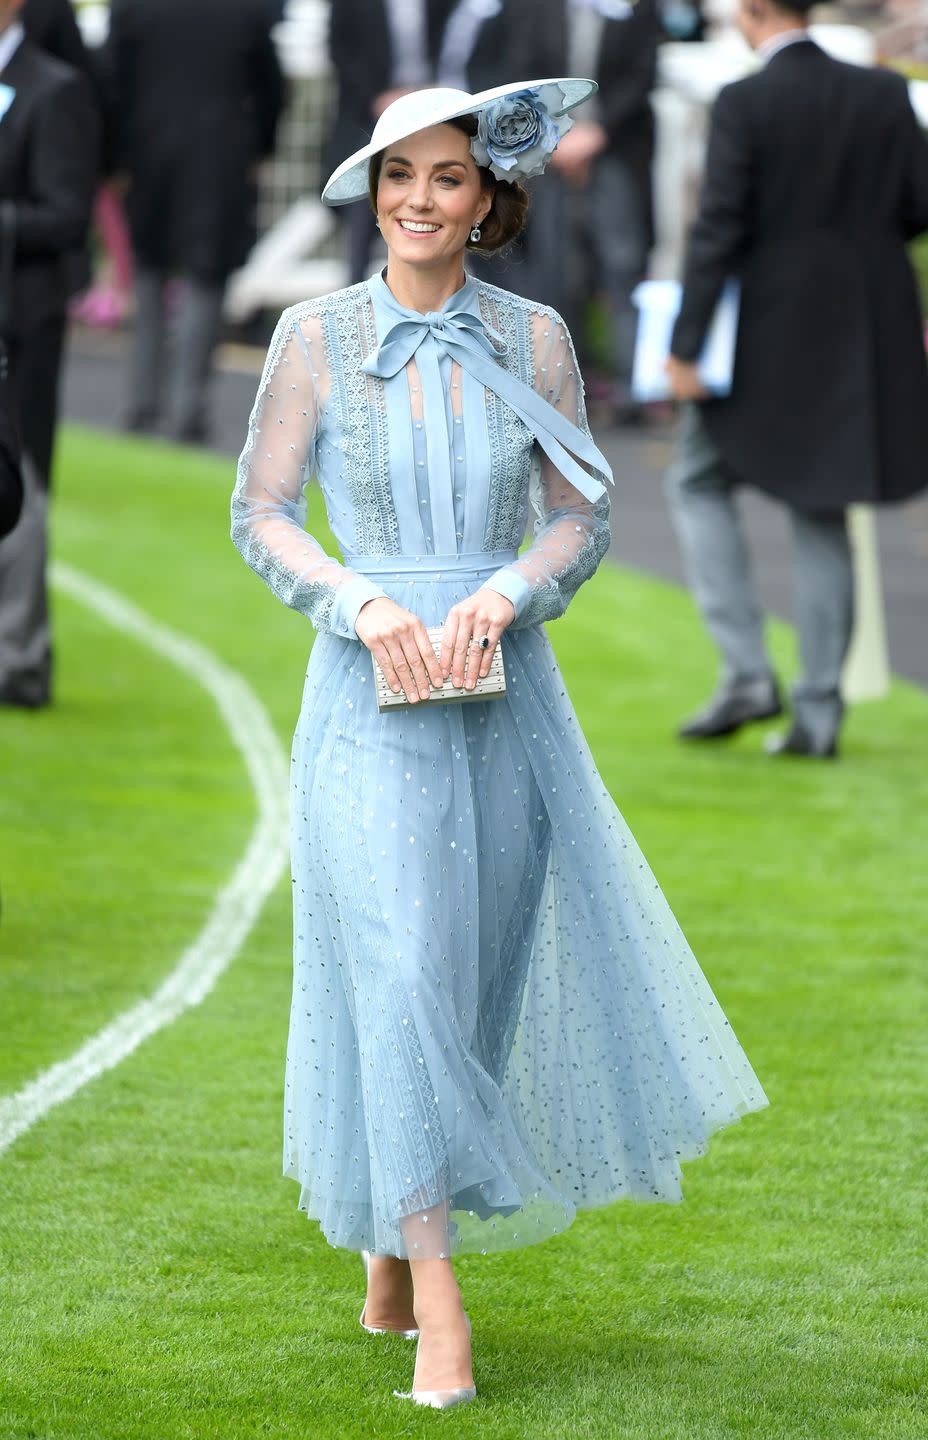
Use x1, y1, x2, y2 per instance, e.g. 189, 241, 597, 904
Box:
361, 306, 613, 504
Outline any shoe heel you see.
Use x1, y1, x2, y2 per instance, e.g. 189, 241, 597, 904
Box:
393, 1311, 475, 1408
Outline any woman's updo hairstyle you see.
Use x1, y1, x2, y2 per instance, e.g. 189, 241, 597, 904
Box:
368, 113, 530, 256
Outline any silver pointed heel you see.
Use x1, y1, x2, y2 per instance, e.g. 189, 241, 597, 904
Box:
393, 1313, 476, 1410
360, 1306, 420, 1340
359, 1248, 419, 1339
392, 1385, 477, 1411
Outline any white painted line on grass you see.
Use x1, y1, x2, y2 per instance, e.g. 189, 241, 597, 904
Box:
0, 562, 290, 1156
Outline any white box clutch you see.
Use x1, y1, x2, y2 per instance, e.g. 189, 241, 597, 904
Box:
372, 625, 506, 712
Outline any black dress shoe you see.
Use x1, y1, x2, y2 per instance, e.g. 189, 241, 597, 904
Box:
764, 726, 838, 759
678, 678, 783, 740
0, 686, 50, 709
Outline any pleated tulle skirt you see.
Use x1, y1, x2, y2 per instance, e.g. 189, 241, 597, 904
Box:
284, 557, 768, 1257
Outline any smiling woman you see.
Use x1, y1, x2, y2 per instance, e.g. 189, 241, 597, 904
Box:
230, 78, 768, 1412
374, 126, 492, 274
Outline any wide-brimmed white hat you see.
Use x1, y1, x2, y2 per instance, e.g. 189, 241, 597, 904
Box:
322, 77, 597, 207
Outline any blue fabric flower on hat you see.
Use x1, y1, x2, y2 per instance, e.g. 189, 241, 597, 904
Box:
471, 85, 574, 183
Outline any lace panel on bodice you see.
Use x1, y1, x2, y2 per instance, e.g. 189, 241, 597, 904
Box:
319, 284, 400, 557
232, 280, 611, 637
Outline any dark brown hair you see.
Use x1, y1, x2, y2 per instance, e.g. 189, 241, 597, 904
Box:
368, 113, 530, 255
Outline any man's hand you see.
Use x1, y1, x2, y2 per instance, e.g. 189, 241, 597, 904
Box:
548, 123, 608, 186
665, 355, 710, 402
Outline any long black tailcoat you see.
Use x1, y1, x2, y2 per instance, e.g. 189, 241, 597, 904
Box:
0, 38, 98, 487
672, 41, 928, 510
466, 0, 658, 243
22, 0, 94, 78
0, 40, 99, 340
107, 0, 284, 283
595, 0, 660, 247
465, 0, 563, 89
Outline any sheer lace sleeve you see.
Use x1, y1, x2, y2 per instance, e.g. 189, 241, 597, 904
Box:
484, 311, 611, 629
231, 307, 387, 638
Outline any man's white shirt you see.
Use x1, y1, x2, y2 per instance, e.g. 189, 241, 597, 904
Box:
757, 28, 809, 65
0, 21, 24, 78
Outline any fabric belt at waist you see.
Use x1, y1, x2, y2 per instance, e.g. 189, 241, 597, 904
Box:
344, 550, 517, 580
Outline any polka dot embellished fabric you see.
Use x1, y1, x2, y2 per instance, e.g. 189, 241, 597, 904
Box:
232, 273, 768, 1259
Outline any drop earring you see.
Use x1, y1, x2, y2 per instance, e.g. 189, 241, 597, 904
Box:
469, 222, 482, 243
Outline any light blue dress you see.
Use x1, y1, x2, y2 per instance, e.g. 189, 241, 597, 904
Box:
232, 271, 768, 1259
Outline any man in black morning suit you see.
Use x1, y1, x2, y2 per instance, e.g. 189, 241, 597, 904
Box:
665, 0, 928, 758
22, 0, 91, 75
108, 0, 283, 441
548, 0, 659, 416
440, 0, 659, 407
327, 0, 458, 284
0, 0, 99, 708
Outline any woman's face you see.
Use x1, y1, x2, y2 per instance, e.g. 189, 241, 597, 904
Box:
377, 124, 492, 272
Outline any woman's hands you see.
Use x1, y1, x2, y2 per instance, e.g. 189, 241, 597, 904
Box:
355, 598, 443, 703
355, 587, 515, 702
441, 588, 515, 690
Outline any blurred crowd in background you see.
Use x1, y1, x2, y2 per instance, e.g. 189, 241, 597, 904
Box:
23, 0, 928, 444
1, 0, 926, 735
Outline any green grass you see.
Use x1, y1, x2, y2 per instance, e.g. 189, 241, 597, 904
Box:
910, 235, 928, 315
1, 425, 925, 1439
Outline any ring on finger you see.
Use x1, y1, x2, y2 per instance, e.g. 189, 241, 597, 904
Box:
476, 635, 491, 650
